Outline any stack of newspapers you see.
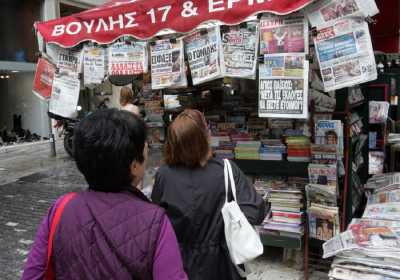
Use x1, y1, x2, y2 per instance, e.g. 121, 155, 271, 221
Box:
323, 173, 400, 280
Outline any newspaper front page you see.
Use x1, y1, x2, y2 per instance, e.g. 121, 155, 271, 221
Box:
47, 44, 83, 75
306, 0, 379, 28
108, 41, 148, 76
150, 39, 187, 90
323, 219, 400, 259
49, 74, 80, 118
259, 54, 309, 119
314, 18, 377, 92
184, 26, 222, 85
83, 46, 106, 85
260, 13, 308, 55
220, 22, 259, 79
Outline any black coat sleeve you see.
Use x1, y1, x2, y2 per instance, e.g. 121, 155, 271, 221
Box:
230, 161, 266, 225
151, 171, 164, 205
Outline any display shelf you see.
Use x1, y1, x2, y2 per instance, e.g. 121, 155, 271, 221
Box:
233, 159, 309, 177
258, 231, 302, 249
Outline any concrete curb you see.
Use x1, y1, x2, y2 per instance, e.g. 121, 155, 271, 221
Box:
0, 140, 52, 154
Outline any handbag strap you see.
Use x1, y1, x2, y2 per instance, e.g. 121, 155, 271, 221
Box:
223, 159, 237, 202
45, 192, 77, 280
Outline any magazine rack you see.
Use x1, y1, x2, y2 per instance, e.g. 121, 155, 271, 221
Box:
234, 159, 310, 280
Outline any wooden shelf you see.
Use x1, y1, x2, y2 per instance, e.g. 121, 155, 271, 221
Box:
233, 159, 309, 177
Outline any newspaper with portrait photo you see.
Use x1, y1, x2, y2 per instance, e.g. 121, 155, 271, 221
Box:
260, 13, 308, 55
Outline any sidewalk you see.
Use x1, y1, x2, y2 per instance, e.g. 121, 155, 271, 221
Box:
0, 143, 327, 280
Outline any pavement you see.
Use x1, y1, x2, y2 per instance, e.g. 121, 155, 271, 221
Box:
0, 142, 329, 280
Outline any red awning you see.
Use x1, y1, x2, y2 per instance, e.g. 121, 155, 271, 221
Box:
36, 0, 314, 48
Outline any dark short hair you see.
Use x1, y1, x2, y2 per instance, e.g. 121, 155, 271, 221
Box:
74, 109, 146, 192
164, 109, 210, 168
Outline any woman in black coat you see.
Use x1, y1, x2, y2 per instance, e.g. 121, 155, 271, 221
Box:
152, 109, 265, 280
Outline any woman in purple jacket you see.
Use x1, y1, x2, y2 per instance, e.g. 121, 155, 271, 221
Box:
22, 109, 187, 280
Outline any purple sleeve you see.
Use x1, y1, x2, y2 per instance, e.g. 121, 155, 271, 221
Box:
153, 215, 188, 280
21, 197, 63, 280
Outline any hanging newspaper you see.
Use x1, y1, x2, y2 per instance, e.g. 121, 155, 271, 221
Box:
32, 57, 56, 100
314, 18, 377, 92
83, 46, 106, 85
46, 44, 83, 75
220, 22, 259, 79
49, 74, 80, 118
259, 54, 309, 119
150, 39, 187, 90
260, 13, 308, 55
306, 0, 379, 28
108, 41, 148, 76
184, 26, 222, 85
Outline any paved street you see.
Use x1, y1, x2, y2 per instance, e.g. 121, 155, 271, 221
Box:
0, 143, 327, 280
0, 143, 86, 279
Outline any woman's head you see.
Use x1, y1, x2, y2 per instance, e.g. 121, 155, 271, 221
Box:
120, 86, 134, 106
74, 109, 147, 192
165, 109, 210, 168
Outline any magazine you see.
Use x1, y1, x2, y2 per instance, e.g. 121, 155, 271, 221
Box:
163, 94, 181, 110
348, 86, 365, 105
184, 26, 222, 85
259, 54, 309, 119
369, 101, 390, 124
311, 144, 338, 164
313, 18, 377, 92
108, 41, 148, 76
49, 74, 80, 118
306, 183, 337, 207
308, 204, 340, 241
147, 126, 165, 148
369, 151, 385, 175
315, 120, 344, 157
220, 22, 259, 79
260, 13, 308, 55
150, 38, 187, 90
308, 164, 338, 187
83, 46, 106, 85
306, 0, 379, 28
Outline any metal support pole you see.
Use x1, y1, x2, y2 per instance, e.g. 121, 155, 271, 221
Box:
48, 101, 56, 157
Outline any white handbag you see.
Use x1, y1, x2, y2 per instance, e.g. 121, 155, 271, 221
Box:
221, 159, 264, 276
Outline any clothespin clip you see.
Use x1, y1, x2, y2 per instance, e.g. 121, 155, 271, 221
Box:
365, 16, 377, 24
239, 22, 248, 29
200, 29, 208, 35
310, 27, 318, 37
